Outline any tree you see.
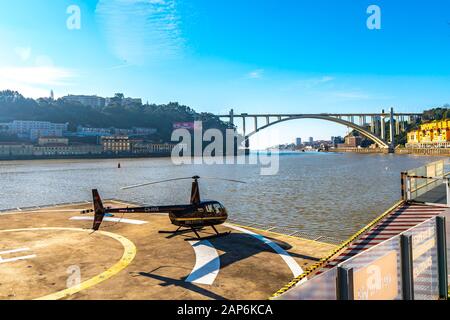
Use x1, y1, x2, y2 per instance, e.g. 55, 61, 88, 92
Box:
422, 106, 450, 121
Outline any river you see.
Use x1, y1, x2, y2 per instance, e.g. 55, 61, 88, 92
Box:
0, 152, 445, 239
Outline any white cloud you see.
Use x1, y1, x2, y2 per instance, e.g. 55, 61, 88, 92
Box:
247, 69, 264, 79
279, 75, 335, 93
294, 76, 335, 88
278, 76, 374, 101
15, 47, 32, 61
332, 90, 370, 100
34, 55, 55, 67
96, 0, 184, 64
0, 66, 75, 98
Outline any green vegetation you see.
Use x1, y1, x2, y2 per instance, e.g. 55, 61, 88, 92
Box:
393, 121, 418, 146
422, 105, 450, 122
394, 106, 449, 146
0, 90, 229, 141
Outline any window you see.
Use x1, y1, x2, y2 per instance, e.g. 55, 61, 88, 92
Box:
213, 203, 223, 214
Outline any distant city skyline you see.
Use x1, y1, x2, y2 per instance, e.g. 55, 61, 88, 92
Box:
1, 1, 450, 148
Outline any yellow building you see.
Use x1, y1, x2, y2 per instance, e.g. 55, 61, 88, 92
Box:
101, 136, 131, 154
407, 119, 450, 146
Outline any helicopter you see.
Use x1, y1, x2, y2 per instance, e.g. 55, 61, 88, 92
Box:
87, 176, 245, 241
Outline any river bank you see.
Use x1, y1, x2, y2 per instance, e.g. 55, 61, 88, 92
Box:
328, 147, 389, 154
0, 152, 172, 161
328, 147, 450, 156
395, 147, 450, 156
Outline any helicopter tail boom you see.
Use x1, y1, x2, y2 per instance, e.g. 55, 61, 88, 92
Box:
92, 189, 105, 231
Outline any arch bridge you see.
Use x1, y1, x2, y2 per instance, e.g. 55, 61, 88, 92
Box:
217, 108, 422, 150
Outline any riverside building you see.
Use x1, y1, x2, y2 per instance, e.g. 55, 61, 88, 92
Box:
406, 119, 450, 148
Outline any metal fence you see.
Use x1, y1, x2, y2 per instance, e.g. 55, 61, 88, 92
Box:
402, 160, 450, 206
276, 216, 448, 300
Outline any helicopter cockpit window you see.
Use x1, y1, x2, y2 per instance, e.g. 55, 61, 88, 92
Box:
213, 203, 223, 214
205, 205, 214, 213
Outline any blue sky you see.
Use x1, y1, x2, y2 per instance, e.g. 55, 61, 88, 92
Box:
0, 0, 450, 148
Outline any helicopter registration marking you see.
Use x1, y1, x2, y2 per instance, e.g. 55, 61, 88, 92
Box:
173, 217, 226, 222
186, 240, 220, 285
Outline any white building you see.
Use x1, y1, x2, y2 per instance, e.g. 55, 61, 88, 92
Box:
38, 137, 69, 146
114, 128, 134, 136
33, 144, 102, 156
133, 127, 157, 136
0, 143, 34, 157
76, 126, 112, 137
63, 94, 142, 108
62, 95, 106, 108
76, 126, 157, 137
7, 120, 68, 140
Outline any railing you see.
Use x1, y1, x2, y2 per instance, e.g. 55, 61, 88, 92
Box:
275, 216, 448, 300
406, 142, 450, 149
401, 160, 450, 207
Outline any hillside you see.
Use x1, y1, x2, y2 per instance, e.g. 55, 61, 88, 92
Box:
0, 90, 229, 141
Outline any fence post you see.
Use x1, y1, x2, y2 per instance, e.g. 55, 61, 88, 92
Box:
446, 178, 450, 208
336, 267, 354, 300
406, 177, 412, 201
401, 172, 406, 200
436, 216, 448, 300
400, 235, 414, 300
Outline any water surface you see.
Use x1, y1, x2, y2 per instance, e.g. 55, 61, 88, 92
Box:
0, 153, 444, 238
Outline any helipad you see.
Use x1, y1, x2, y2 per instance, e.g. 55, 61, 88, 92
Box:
0, 201, 336, 300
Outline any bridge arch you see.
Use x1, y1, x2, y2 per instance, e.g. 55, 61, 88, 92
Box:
244, 115, 389, 148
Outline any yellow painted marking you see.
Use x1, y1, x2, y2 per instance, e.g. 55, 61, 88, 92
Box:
173, 217, 226, 222
0, 227, 136, 300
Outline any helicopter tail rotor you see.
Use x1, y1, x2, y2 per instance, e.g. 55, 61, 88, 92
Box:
92, 189, 106, 231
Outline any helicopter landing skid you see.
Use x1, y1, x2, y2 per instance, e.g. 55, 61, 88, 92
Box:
158, 226, 200, 236
158, 226, 230, 241
183, 225, 231, 241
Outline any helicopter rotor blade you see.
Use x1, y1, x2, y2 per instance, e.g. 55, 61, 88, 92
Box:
121, 177, 194, 190
121, 175, 246, 190
201, 177, 247, 184
16, 209, 89, 213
